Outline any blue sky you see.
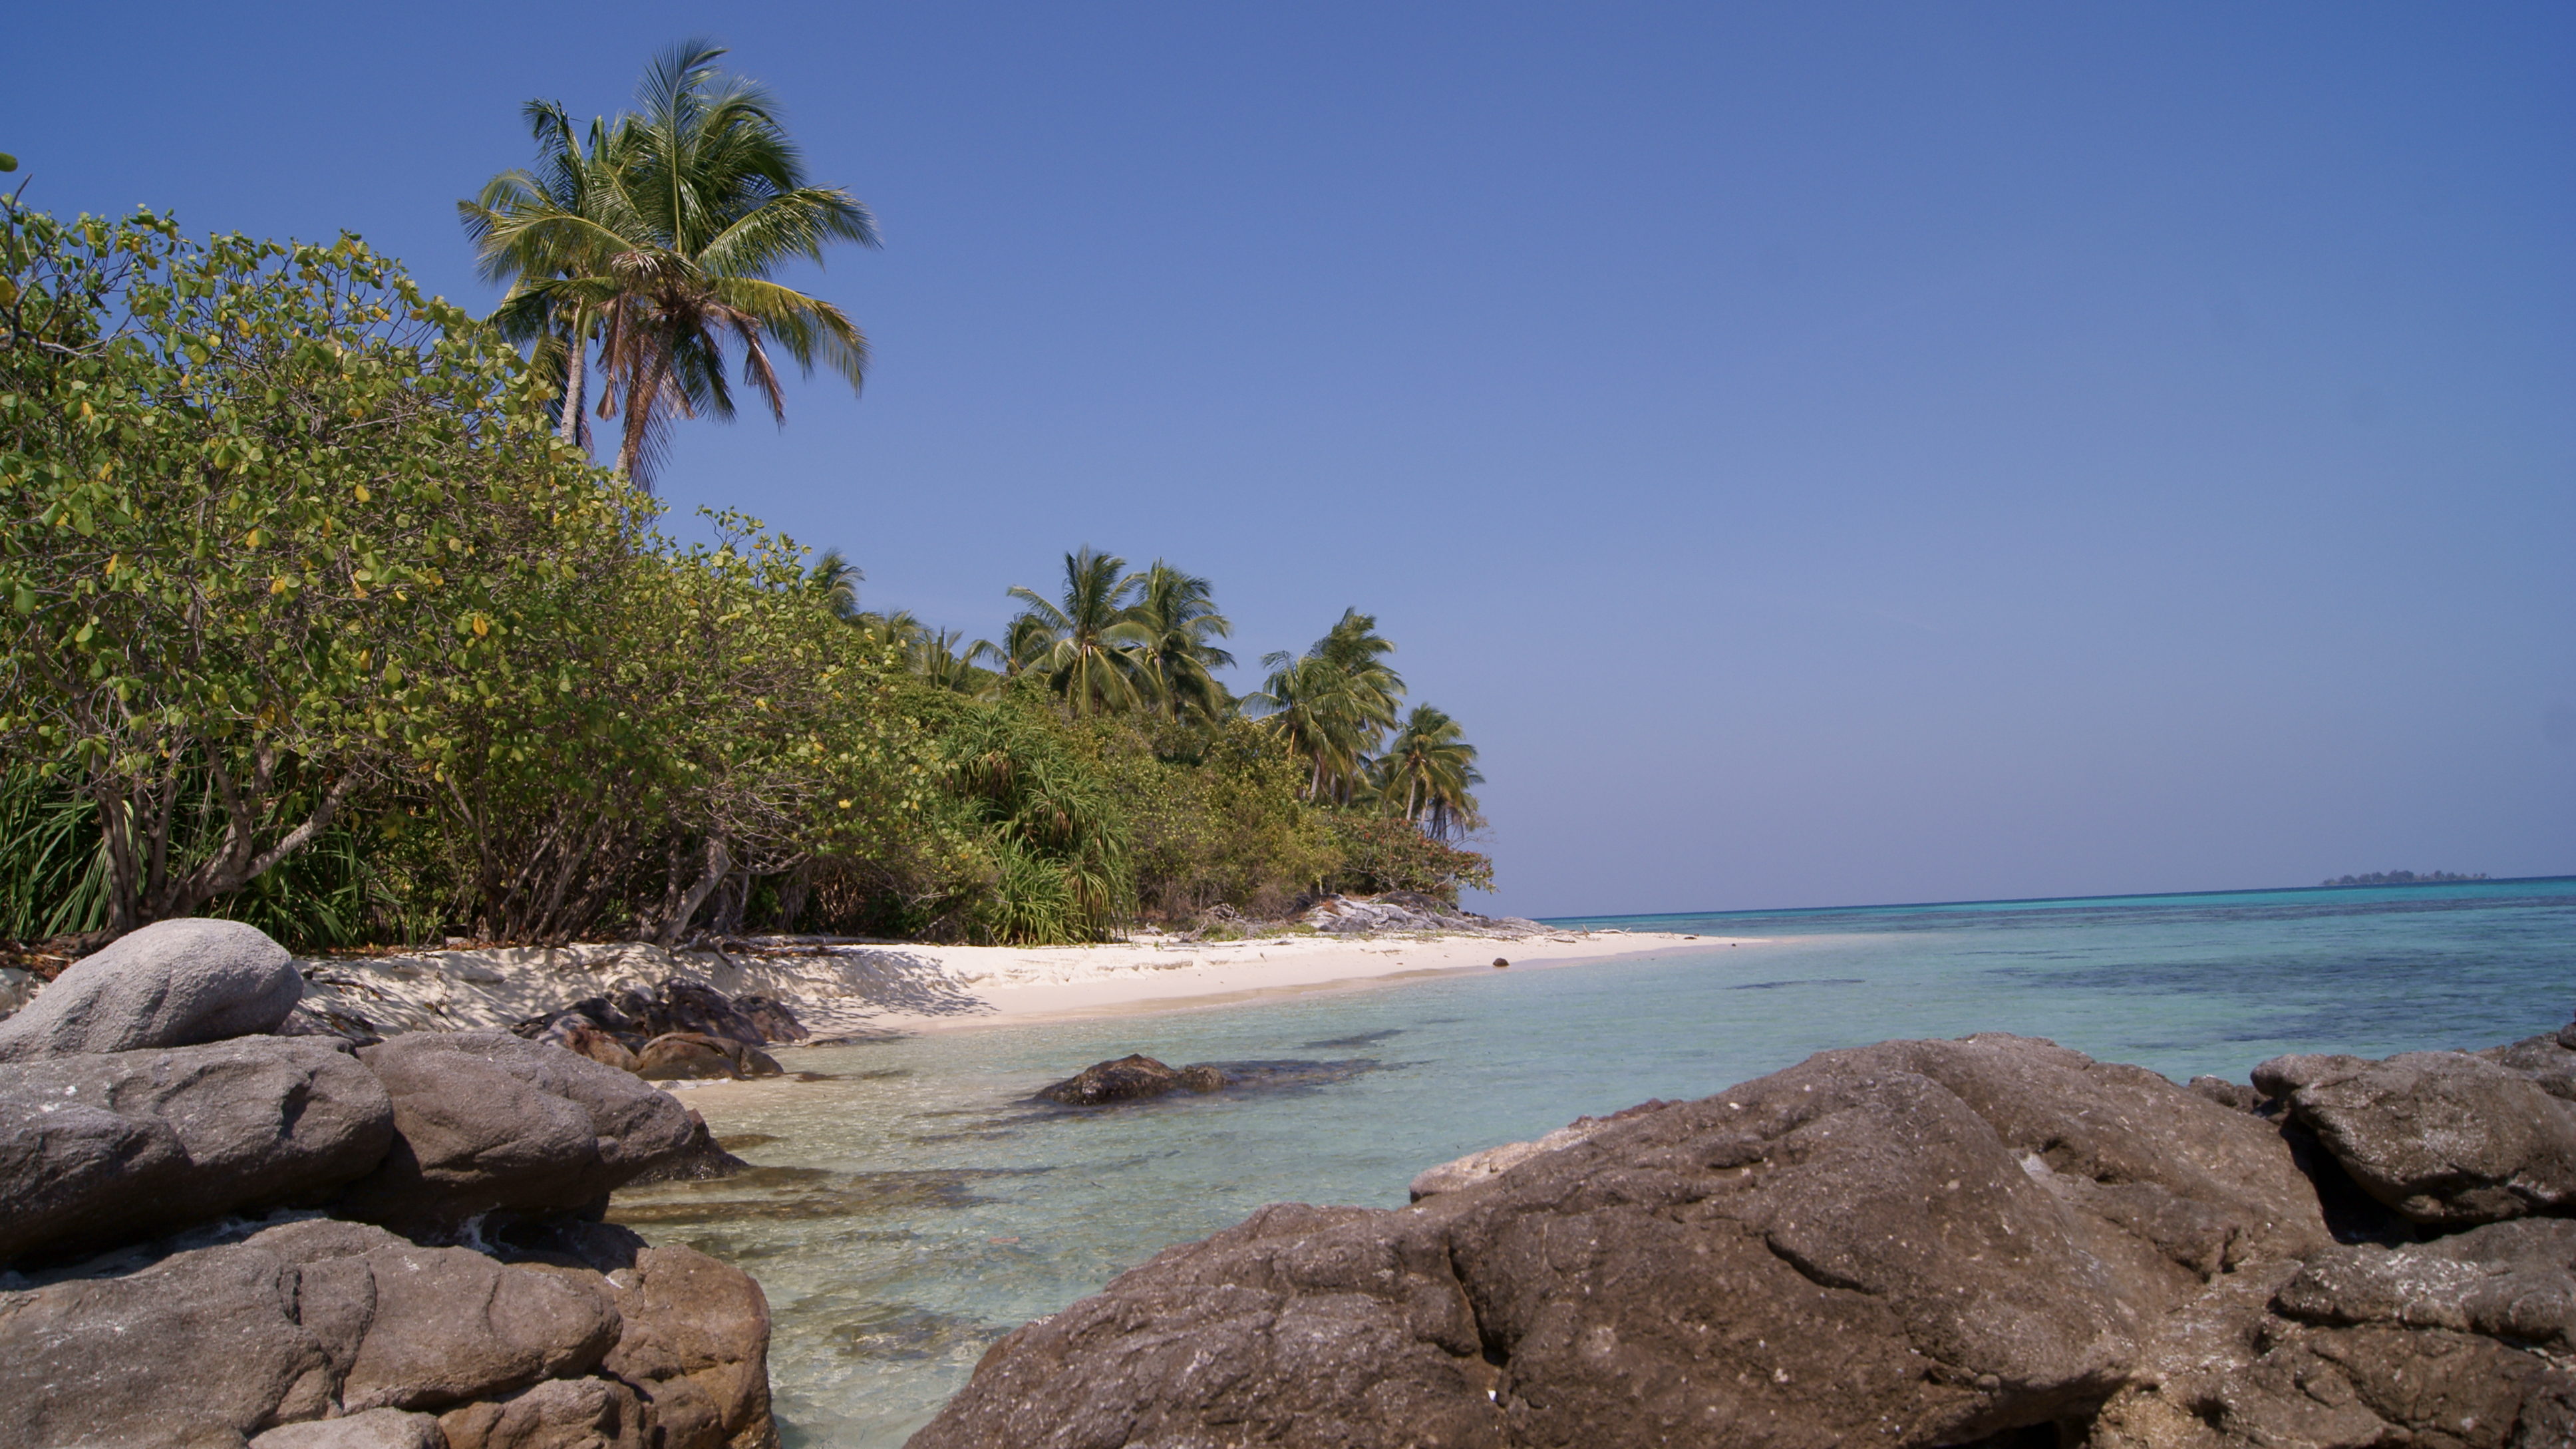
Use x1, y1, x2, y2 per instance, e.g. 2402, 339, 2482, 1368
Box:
10, 3, 2571, 915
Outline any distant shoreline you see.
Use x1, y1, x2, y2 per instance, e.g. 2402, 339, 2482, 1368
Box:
1548, 872, 2576, 927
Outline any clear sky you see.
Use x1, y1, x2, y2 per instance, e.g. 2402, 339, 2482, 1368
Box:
10, 3, 2571, 915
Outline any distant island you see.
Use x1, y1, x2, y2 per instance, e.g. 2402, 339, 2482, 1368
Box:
2321, 870, 2489, 887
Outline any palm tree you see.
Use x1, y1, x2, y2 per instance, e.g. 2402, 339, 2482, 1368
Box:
461, 101, 619, 445
806, 546, 862, 620
1130, 562, 1235, 724
462, 40, 880, 490
1001, 548, 1154, 716
1370, 705, 1484, 839
1246, 609, 1404, 802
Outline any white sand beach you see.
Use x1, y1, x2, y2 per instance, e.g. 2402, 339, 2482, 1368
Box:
297, 925, 1752, 1043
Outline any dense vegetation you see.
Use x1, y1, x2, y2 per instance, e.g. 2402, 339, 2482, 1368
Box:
0, 50, 1491, 954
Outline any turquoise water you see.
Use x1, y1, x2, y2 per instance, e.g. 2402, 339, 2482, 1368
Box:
611, 877, 2576, 1448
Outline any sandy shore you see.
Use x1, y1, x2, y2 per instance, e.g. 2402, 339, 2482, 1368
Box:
297, 926, 1752, 1041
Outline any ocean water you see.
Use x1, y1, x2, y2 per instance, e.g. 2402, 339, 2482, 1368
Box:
609, 877, 2576, 1448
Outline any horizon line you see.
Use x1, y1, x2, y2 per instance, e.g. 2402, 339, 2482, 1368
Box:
1541, 872, 2576, 924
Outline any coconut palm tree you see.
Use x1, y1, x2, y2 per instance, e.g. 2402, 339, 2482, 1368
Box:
460, 101, 618, 445
1001, 548, 1154, 716
1370, 705, 1484, 839
1247, 609, 1404, 801
1130, 562, 1235, 724
806, 546, 862, 619
461, 40, 880, 490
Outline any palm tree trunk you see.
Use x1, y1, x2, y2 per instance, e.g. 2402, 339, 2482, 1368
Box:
557, 309, 587, 442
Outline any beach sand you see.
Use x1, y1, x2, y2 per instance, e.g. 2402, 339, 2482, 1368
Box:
297, 926, 1749, 1042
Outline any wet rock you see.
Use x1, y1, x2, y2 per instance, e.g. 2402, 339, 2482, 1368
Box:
1033, 1053, 1231, 1106
2253, 1049, 2576, 1223
0, 917, 301, 1061
552, 1019, 643, 1074
335, 1031, 696, 1237
0, 1037, 395, 1266
929, 1035, 2322, 1448
0, 1218, 620, 1449
597, 1243, 776, 1449
249, 1408, 444, 1448
634, 1031, 781, 1082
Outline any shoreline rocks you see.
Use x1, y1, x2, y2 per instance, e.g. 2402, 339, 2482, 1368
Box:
0, 921, 782, 1449
1034, 1053, 1230, 1106
915, 1027, 2576, 1449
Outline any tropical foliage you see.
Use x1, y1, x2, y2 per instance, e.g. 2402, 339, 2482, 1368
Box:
0, 49, 1496, 953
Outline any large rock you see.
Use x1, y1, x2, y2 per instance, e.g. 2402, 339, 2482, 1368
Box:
437, 1376, 647, 1449
0, 1218, 621, 1449
0, 917, 299, 1061
248, 1408, 444, 1448
919, 1035, 2327, 1449
633, 1032, 781, 1082
2275, 1217, 2576, 1349
1033, 1052, 1229, 1105
598, 1244, 776, 1449
334, 1032, 696, 1236
0, 1036, 395, 1265
2253, 1049, 2576, 1223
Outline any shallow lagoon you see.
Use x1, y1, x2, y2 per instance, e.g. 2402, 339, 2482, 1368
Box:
611, 878, 2576, 1447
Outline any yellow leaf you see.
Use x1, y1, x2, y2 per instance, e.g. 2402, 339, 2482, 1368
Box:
355, 484, 371, 503
245, 530, 261, 549
269, 576, 289, 595
471, 615, 490, 637
104, 555, 122, 575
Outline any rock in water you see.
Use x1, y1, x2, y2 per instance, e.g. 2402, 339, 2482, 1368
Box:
634, 1031, 782, 1081
0, 917, 300, 1060
1035, 1053, 1231, 1105
0, 1037, 395, 1266
917, 1035, 2331, 1449
734, 993, 810, 1043
333, 1031, 696, 1236
625, 1108, 752, 1185
2253, 1049, 2576, 1223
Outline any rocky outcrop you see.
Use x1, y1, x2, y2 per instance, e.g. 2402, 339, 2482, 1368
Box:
1034, 1052, 1229, 1105
924, 1034, 2333, 1448
0, 1036, 394, 1265
0, 922, 782, 1449
0, 917, 301, 1060
335, 1031, 699, 1237
2253, 1049, 2576, 1223
1299, 891, 1545, 937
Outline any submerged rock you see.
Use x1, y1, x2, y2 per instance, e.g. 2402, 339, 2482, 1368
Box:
1034, 1053, 1230, 1106
0, 917, 301, 1061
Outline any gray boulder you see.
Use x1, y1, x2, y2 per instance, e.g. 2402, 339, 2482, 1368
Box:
0, 1037, 395, 1265
2253, 1049, 2576, 1223
0, 917, 300, 1061
0, 1217, 621, 1449
334, 1032, 695, 1236
917, 1035, 2327, 1449
248, 1409, 444, 1449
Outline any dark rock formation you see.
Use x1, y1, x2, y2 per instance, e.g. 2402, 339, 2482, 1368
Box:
1034, 1053, 1231, 1105
633, 1031, 783, 1081
596, 1242, 778, 1448
625, 1108, 753, 1186
655, 979, 772, 1046
275, 1001, 388, 1048
0, 1037, 395, 1266
732, 993, 808, 1045
923, 1035, 2331, 1449
335, 1031, 697, 1236
2253, 1049, 2576, 1223
0, 917, 301, 1061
